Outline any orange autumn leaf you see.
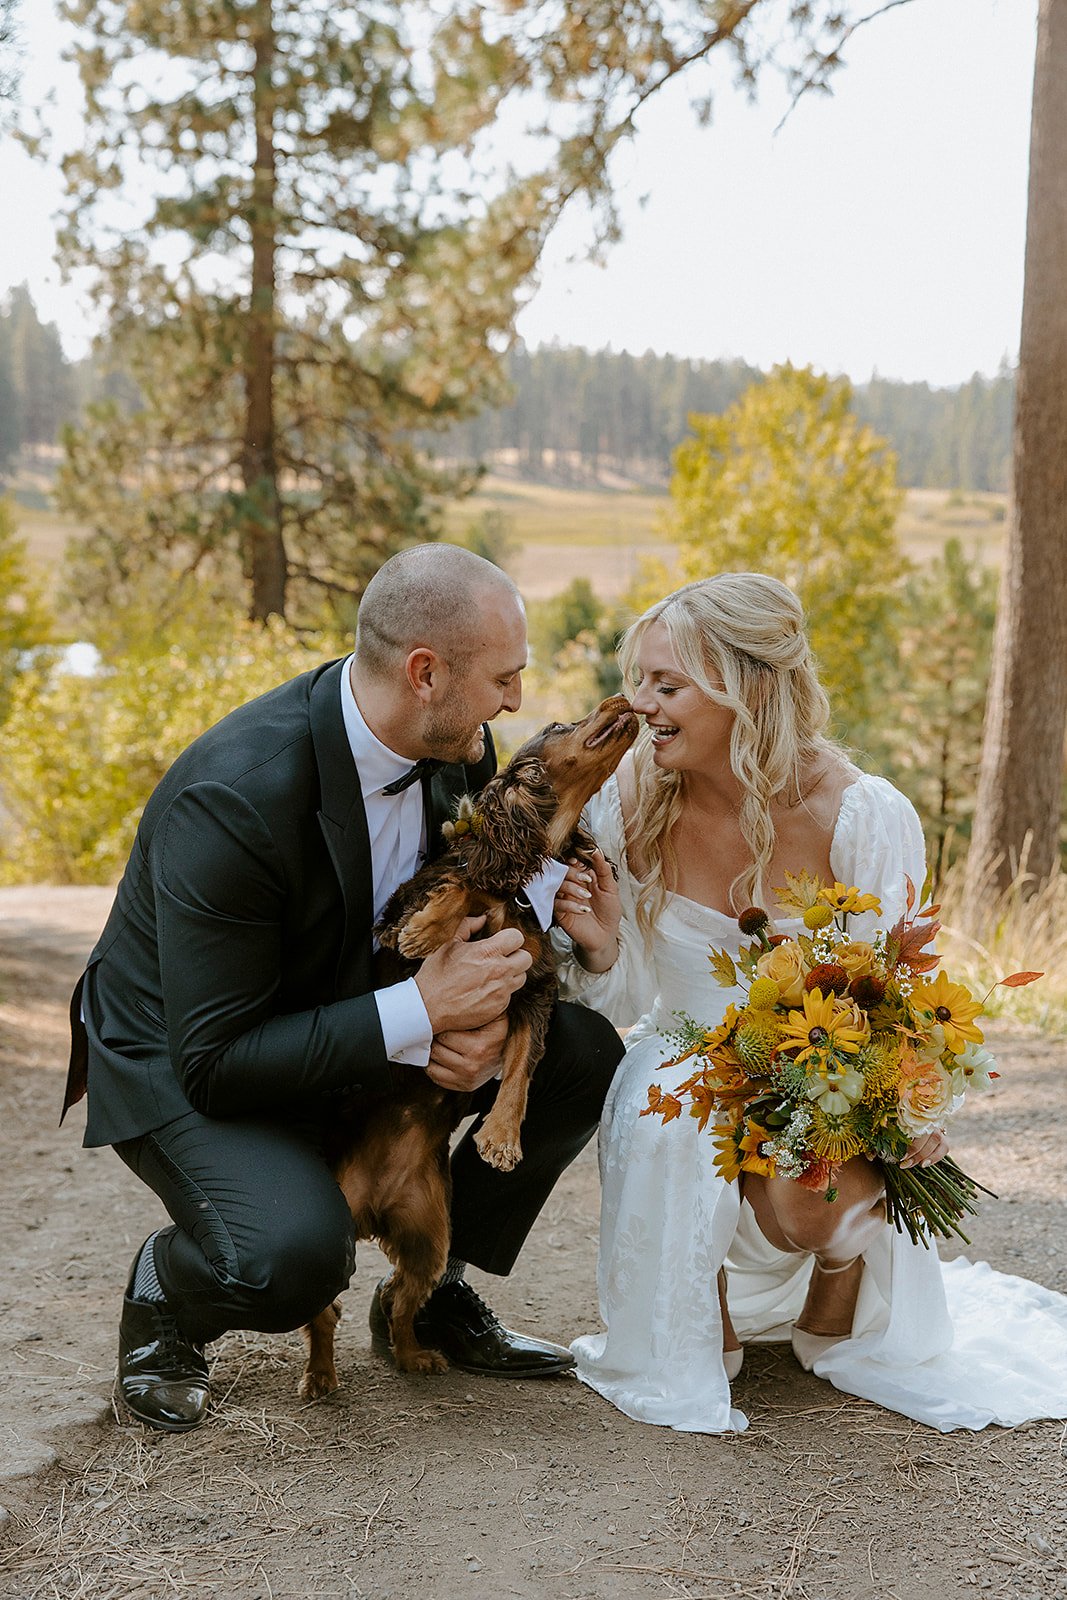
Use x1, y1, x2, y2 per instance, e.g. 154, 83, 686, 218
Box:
643, 1084, 685, 1123
999, 971, 1044, 988
888, 913, 941, 974
688, 1084, 719, 1134
641, 1084, 664, 1117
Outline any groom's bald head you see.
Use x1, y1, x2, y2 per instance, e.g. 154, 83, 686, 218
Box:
355, 544, 523, 681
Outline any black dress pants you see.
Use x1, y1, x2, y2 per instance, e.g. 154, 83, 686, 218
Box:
114, 1002, 623, 1347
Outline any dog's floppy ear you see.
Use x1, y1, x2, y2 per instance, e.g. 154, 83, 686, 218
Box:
466, 757, 556, 889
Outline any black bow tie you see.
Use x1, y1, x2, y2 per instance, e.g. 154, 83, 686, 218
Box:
382, 757, 444, 795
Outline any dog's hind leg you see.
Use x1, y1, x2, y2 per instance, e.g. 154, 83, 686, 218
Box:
297, 1298, 343, 1400
380, 1176, 452, 1375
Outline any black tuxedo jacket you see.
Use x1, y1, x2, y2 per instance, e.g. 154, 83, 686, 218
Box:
63, 658, 495, 1148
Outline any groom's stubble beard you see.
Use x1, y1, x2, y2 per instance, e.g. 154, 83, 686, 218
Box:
422, 692, 487, 767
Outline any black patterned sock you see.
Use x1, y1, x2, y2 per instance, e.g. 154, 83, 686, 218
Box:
131, 1232, 166, 1302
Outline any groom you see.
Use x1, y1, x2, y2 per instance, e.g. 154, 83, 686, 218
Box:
63, 544, 624, 1432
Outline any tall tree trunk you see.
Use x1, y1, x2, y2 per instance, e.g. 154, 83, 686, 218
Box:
965, 0, 1067, 910
242, 1, 286, 622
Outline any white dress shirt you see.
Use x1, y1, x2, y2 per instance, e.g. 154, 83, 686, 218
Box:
339, 656, 435, 1068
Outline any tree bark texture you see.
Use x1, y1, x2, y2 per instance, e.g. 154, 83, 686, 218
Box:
966, 0, 1067, 904
241, 2, 287, 622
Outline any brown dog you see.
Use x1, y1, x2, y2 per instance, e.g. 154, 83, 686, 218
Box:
298, 694, 637, 1395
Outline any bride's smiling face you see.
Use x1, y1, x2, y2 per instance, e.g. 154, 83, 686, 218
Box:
631, 620, 735, 772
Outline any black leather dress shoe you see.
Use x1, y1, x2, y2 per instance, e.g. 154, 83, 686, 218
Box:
369, 1278, 575, 1378
115, 1294, 211, 1432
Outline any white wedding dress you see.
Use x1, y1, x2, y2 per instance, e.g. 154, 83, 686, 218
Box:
558, 772, 1067, 1434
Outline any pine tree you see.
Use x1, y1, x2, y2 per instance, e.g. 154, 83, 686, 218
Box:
883, 540, 998, 885
49, 1, 880, 624
967, 0, 1067, 903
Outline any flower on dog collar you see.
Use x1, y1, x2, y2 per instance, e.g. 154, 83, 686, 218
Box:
442, 795, 483, 842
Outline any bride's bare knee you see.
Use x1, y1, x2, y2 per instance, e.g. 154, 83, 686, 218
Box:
748, 1161, 885, 1258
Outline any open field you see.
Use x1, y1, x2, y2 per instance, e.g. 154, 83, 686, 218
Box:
11, 473, 1009, 605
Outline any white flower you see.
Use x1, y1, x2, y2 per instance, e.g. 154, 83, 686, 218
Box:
951, 1041, 998, 1096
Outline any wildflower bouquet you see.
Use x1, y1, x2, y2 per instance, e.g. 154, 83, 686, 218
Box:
642, 874, 1041, 1246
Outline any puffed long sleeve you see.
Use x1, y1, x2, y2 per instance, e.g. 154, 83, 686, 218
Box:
827, 773, 929, 937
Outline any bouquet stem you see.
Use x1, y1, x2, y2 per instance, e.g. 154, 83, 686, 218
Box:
881, 1155, 997, 1248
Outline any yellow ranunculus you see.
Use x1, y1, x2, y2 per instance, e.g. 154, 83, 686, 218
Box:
755, 941, 807, 1006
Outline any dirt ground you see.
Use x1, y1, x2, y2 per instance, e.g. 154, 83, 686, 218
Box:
1, 886, 1065, 1600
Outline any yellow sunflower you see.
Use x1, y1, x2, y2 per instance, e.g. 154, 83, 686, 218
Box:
712, 1129, 743, 1183
778, 990, 869, 1063
712, 1119, 776, 1182
910, 971, 984, 1053
700, 1003, 742, 1057
738, 1119, 777, 1177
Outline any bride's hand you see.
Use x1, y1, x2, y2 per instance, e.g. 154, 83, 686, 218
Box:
899, 1129, 950, 1169
553, 848, 622, 973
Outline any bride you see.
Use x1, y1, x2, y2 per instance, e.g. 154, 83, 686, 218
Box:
553, 572, 1067, 1434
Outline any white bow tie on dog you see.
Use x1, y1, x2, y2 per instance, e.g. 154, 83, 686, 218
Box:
518, 857, 571, 932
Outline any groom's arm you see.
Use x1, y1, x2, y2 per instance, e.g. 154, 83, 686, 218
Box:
151, 781, 398, 1118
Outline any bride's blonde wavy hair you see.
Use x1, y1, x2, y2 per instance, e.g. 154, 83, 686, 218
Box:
619, 573, 840, 935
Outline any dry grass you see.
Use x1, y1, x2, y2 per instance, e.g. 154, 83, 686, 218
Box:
938, 854, 1067, 1036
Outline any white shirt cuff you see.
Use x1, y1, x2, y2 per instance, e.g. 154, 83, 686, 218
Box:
375, 978, 433, 1068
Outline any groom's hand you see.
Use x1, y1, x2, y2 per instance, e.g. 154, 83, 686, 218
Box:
425, 1013, 509, 1092
415, 915, 532, 1033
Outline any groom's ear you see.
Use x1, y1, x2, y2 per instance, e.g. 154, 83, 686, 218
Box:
405, 647, 446, 702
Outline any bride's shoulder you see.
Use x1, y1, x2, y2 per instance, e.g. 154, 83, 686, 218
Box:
793, 755, 860, 831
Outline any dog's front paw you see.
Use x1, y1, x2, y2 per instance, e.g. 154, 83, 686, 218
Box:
395, 1346, 449, 1375
474, 1123, 523, 1172
297, 1367, 340, 1402
397, 923, 435, 959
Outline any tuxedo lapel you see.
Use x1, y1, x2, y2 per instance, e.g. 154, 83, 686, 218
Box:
309, 660, 375, 997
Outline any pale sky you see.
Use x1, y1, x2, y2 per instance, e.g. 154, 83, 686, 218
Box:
0, 0, 1037, 387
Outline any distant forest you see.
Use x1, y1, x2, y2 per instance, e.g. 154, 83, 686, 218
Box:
0, 285, 136, 474
0, 286, 1013, 494
429, 346, 1015, 492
